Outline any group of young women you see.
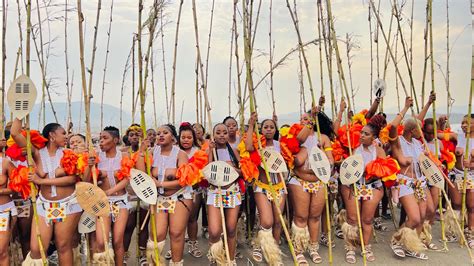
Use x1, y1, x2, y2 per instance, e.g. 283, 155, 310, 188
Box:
0, 92, 471, 266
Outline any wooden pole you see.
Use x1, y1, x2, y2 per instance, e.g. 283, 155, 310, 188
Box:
243, 0, 298, 264
25, 0, 47, 263
232, 0, 245, 135
120, 43, 133, 134
191, 0, 231, 262
421, 1, 429, 105
319, 1, 336, 118
64, 0, 73, 129
1, 0, 6, 139
392, 0, 420, 112
170, 0, 184, 125
100, 0, 114, 130
460, 27, 474, 242
159, 8, 170, 124
269, 0, 276, 115
445, 0, 452, 118
76, 1, 110, 264
326, 0, 364, 264
137, 1, 161, 263
228, 21, 234, 116
427, 0, 448, 251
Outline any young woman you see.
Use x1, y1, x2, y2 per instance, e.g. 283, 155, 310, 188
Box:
388, 97, 433, 260
290, 108, 335, 265
88, 126, 133, 265
147, 128, 157, 148
450, 114, 474, 248
68, 133, 87, 263
179, 123, 204, 258
11, 119, 82, 265
192, 122, 209, 238
68, 134, 87, 152
146, 124, 191, 266
7, 136, 32, 260
206, 123, 242, 265
0, 138, 17, 265
223, 117, 240, 150
340, 115, 387, 263
245, 113, 285, 265
122, 124, 150, 265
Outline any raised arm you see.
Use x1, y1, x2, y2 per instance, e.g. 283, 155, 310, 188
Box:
11, 118, 27, 148
245, 112, 257, 152
417, 91, 436, 121
333, 98, 347, 132
366, 97, 382, 119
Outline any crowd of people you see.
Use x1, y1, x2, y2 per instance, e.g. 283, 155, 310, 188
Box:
0, 92, 472, 266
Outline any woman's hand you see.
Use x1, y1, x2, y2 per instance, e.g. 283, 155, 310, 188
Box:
209, 141, 216, 150
154, 179, 163, 188
88, 155, 96, 168
28, 172, 42, 185
404, 97, 414, 110
248, 112, 258, 127
140, 139, 150, 153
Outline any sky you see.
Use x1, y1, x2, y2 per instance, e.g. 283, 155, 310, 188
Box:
0, 0, 472, 128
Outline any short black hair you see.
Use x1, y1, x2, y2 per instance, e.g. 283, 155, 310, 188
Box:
103, 126, 120, 139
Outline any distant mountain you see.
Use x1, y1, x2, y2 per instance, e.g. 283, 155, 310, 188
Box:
6, 102, 133, 133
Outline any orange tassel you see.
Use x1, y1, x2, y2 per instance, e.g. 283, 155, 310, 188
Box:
9, 165, 31, 199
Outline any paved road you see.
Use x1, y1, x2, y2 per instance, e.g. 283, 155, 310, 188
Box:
121, 216, 473, 266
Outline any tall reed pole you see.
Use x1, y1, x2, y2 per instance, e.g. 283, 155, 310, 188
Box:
87, 0, 102, 110
368, 4, 373, 104
445, 0, 452, 118
64, 0, 73, 129
100, 0, 114, 130
316, 0, 324, 102
151, 50, 158, 129
77, 1, 110, 264
160, 8, 170, 123
326, 0, 364, 264
120, 44, 133, 134
192, 0, 231, 262
232, 0, 245, 134
228, 22, 234, 116
15, 0, 24, 75
137, 1, 161, 262
421, 1, 429, 104
25, 1, 47, 262
170, 0, 184, 125
243, 1, 298, 264
319, 1, 336, 118
427, 0, 448, 251
1, 0, 6, 139
268, 0, 276, 114
392, 0, 420, 112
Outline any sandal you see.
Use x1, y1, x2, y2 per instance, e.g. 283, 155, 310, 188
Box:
361, 244, 375, 262
252, 247, 263, 263
405, 250, 428, 260
187, 240, 203, 258
391, 243, 405, 258
296, 253, 309, 265
374, 217, 388, 231
345, 250, 356, 264
443, 233, 458, 243
165, 250, 172, 260
308, 243, 322, 264
425, 242, 440, 251
319, 232, 335, 248
335, 226, 344, 239
202, 227, 209, 239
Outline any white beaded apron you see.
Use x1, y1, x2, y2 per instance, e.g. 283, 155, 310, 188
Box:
354, 145, 381, 200
153, 145, 181, 213
399, 136, 426, 200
